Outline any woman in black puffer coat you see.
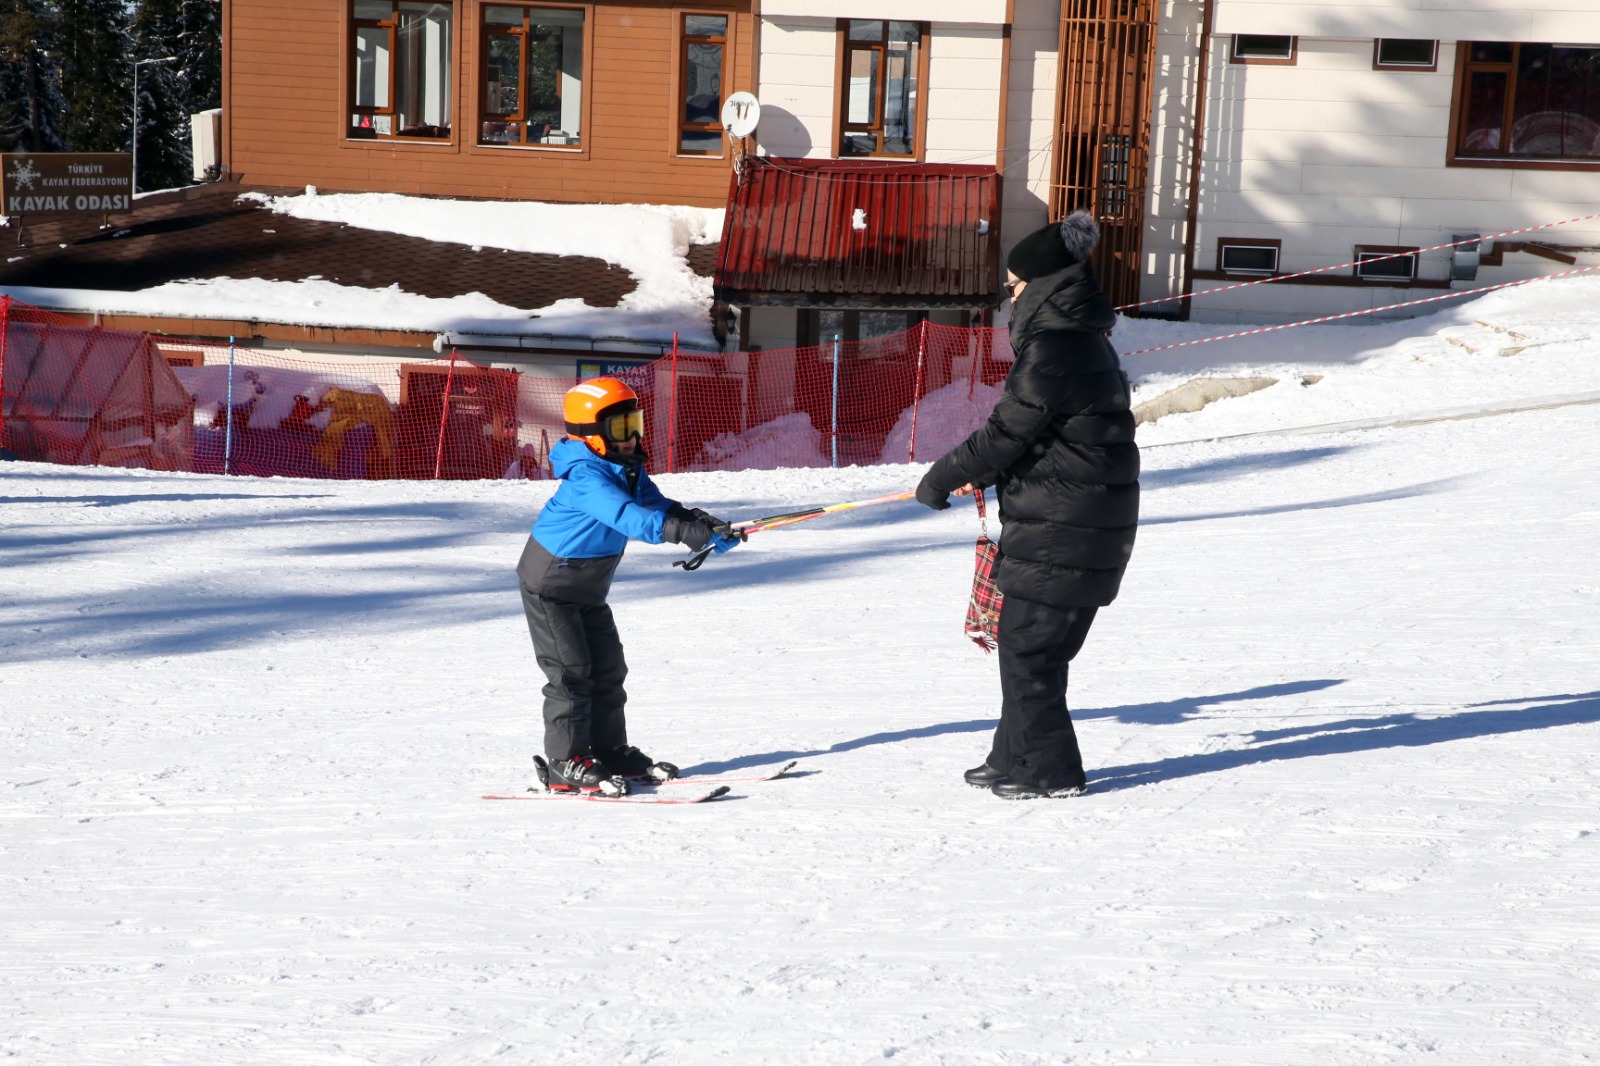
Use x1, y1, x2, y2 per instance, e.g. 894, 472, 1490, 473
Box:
916, 212, 1139, 799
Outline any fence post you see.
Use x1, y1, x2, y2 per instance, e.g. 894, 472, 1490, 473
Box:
830, 333, 842, 468
908, 319, 929, 463
433, 347, 459, 480
224, 335, 236, 476
0, 295, 9, 455
666, 331, 680, 473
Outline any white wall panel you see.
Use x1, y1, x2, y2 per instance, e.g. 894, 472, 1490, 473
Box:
1211, 0, 1600, 41
761, 0, 1009, 25
755, 18, 837, 158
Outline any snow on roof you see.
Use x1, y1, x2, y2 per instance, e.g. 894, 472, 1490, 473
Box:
4, 187, 725, 349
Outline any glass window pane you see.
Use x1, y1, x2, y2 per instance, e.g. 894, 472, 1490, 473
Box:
883, 44, 916, 153
1376, 39, 1435, 66
840, 132, 876, 156
1511, 44, 1600, 158
485, 5, 523, 26
1461, 70, 1507, 152
355, 0, 392, 19
848, 20, 883, 42
859, 311, 910, 340
817, 310, 846, 341
1468, 42, 1513, 64
526, 12, 584, 143
846, 49, 879, 125
485, 34, 521, 115
1235, 35, 1292, 59
889, 21, 920, 45
1220, 245, 1276, 273
686, 15, 727, 38
680, 129, 722, 153
1356, 252, 1415, 279
684, 42, 723, 124
354, 25, 391, 108
530, 7, 585, 27
395, 3, 452, 133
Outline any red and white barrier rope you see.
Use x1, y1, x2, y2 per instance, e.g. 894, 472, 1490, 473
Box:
1121, 264, 1600, 357
1114, 212, 1600, 313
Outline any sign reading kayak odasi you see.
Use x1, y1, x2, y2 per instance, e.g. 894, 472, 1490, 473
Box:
2, 153, 133, 216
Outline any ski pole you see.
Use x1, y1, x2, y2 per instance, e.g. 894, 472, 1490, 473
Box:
734, 489, 917, 534
672, 489, 917, 572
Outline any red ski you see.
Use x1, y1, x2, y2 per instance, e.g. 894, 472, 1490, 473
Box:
653, 760, 800, 786
481, 785, 730, 805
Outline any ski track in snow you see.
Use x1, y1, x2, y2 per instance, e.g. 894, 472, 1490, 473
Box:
4, 316, 1600, 1062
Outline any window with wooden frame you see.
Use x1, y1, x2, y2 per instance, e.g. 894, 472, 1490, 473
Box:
838, 20, 927, 158
1374, 38, 1437, 71
1453, 42, 1600, 164
1216, 237, 1281, 276
1353, 245, 1419, 282
479, 5, 586, 147
679, 13, 729, 155
1230, 35, 1296, 64
801, 308, 926, 346
349, 1, 455, 139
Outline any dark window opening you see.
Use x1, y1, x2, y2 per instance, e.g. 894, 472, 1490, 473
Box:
1231, 35, 1296, 63
1376, 39, 1437, 69
1354, 247, 1419, 281
1219, 243, 1279, 275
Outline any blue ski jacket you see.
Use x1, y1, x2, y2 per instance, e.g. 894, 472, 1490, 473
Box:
532, 439, 673, 558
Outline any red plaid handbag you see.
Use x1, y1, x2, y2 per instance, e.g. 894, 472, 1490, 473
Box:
964, 488, 1002, 652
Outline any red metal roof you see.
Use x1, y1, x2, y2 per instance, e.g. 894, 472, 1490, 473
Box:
714, 157, 1000, 307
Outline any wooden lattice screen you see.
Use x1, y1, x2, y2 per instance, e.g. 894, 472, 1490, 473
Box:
1050, 0, 1160, 310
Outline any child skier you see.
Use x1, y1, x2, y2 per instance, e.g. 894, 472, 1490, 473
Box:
517, 377, 741, 796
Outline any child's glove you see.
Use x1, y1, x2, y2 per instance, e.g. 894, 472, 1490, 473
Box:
663, 513, 717, 552
671, 503, 732, 530
711, 532, 741, 554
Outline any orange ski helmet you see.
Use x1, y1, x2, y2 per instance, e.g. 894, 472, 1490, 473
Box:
563, 377, 644, 461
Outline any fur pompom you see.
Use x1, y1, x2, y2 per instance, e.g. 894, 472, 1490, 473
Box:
1058, 210, 1100, 262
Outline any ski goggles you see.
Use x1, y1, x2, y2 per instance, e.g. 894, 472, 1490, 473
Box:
600, 407, 644, 443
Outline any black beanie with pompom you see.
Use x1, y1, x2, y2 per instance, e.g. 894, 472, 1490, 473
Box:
1005, 210, 1100, 281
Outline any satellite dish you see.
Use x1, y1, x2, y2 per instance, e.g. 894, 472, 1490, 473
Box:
721, 92, 761, 139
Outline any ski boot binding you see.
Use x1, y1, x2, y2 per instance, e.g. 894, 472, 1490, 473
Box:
600, 745, 680, 784
532, 755, 630, 797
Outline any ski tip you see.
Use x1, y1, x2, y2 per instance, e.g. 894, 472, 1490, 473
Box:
704, 785, 732, 801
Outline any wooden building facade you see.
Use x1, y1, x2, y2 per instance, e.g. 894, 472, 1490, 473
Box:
223, 0, 756, 207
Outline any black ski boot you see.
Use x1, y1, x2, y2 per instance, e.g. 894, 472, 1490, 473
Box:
990, 775, 1088, 800
533, 755, 630, 797
600, 745, 679, 783
964, 763, 1007, 788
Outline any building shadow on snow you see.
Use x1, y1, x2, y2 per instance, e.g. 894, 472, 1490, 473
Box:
1139, 445, 1358, 491
1141, 477, 1463, 527
1076, 679, 1346, 725
1088, 691, 1600, 793
679, 682, 1348, 775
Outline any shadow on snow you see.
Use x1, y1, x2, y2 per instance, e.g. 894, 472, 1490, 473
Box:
1090, 691, 1600, 793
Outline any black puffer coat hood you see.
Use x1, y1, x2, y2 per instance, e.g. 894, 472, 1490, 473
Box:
923, 261, 1139, 608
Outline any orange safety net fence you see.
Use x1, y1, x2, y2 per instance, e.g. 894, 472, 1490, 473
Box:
1, 298, 1016, 480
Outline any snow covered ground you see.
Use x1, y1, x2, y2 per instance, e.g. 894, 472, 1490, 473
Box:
3, 280, 1599, 1064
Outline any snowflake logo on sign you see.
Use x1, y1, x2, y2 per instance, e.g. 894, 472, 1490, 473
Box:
7, 156, 40, 191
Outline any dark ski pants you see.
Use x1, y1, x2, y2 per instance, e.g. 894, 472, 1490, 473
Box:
988, 597, 1099, 788
520, 584, 629, 761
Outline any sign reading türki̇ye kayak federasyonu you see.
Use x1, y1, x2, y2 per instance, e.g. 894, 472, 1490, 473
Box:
2, 153, 133, 216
